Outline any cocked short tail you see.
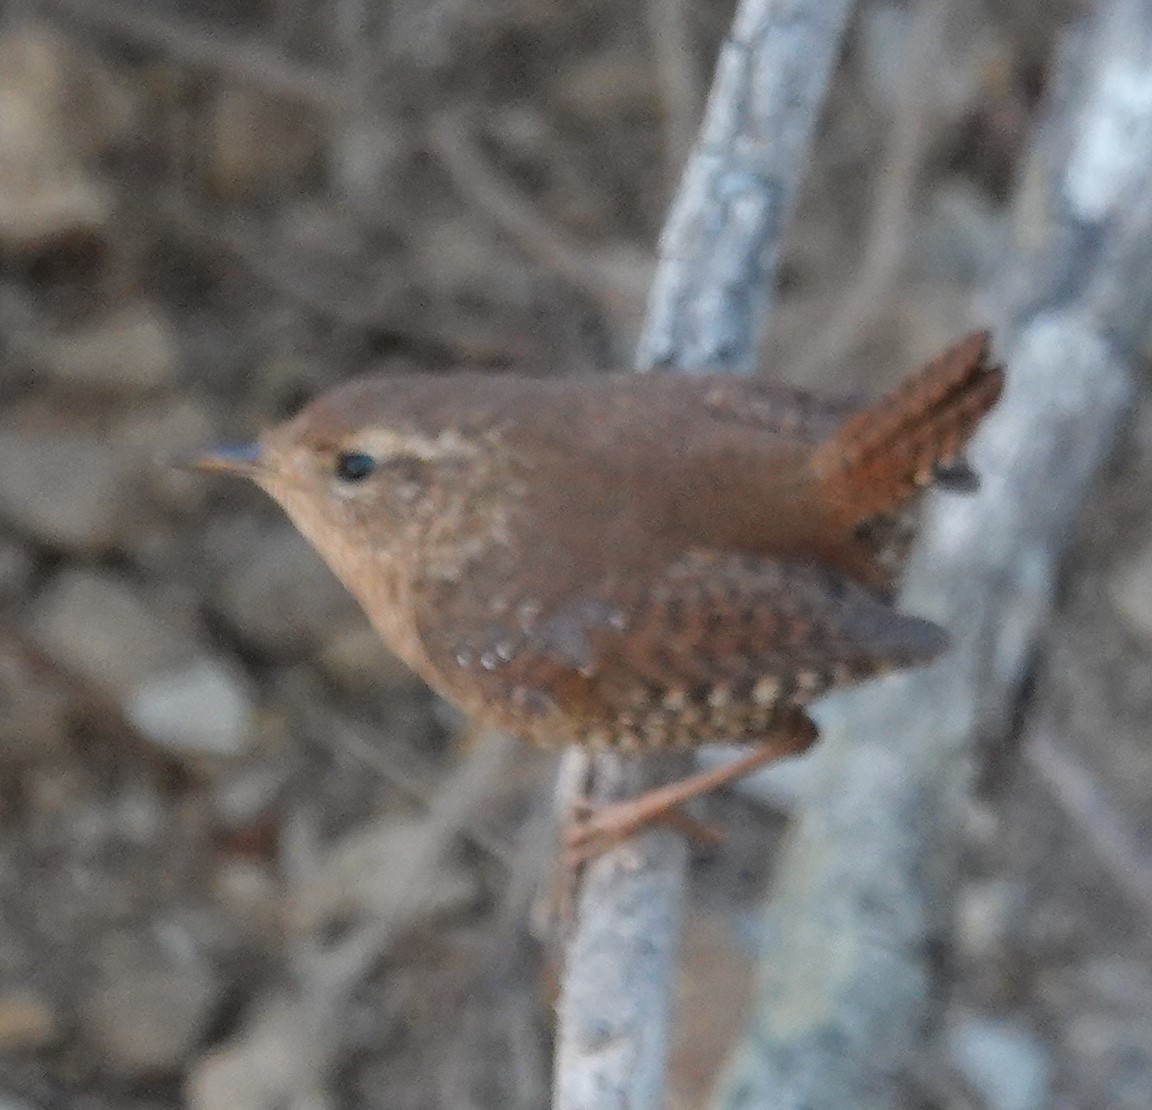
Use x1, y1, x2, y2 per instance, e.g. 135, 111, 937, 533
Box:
810, 331, 1004, 526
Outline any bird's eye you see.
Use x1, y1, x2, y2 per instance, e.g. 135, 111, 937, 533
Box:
334, 452, 377, 483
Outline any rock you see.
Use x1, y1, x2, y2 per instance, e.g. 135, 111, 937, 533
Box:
210, 763, 293, 831
0, 27, 111, 252
0, 989, 58, 1051
80, 965, 219, 1079
127, 659, 255, 759
28, 569, 255, 759
0, 639, 70, 763
29, 569, 194, 692
0, 430, 139, 553
30, 303, 177, 395
948, 1014, 1052, 1110
207, 519, 357, 656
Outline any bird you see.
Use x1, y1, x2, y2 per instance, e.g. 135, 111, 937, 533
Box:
195, 331, 1003, 857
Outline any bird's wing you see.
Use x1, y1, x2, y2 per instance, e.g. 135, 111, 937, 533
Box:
693, 379, 863, 443
422, 551, 947, 747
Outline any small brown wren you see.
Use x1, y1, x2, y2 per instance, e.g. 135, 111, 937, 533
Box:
197, 332, 1003, 851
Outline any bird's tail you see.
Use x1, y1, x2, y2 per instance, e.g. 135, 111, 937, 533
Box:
810, 331, 1004, 527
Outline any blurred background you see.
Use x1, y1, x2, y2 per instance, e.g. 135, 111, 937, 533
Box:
1, 0, 1151, 1107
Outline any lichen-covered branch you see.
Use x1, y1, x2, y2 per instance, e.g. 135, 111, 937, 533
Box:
636, 0, 857, 375
552, 2, 856, 1108
714, 2, 1152, 1105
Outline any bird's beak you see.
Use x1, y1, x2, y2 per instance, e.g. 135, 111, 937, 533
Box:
184, 442, 266, 477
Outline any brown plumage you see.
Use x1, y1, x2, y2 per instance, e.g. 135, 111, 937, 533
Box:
196, 332, 1003, 849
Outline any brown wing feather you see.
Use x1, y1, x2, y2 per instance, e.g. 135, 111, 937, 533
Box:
423, 552, 946, 749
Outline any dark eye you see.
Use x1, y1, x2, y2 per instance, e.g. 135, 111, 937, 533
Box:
334, 452, 377, 483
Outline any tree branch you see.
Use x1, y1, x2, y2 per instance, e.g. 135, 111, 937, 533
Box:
714, 1, 1152, 1104
552, 2, 857, 1107
636, 0, 858, 375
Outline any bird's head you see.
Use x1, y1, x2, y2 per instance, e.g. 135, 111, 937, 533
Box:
193, 375, 511, 587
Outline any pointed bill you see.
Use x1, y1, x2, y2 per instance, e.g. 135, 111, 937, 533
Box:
184, 443, 266, 476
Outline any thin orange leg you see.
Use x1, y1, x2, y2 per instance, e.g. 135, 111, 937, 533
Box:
565, 717, 818, 864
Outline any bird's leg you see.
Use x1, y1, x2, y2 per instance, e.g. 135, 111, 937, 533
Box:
565, 715, 818, 864
570, 796, 726, 849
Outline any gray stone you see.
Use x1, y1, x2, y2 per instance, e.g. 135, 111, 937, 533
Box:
28, 568, 194, 693
0, 430, 138, 553
948, 1014, 1052, 1110
31, 303, 177, 395
0, 29, 111, 252
29, 569, 255, 758
127, 659, 255, 759
80, 965, 219, 1078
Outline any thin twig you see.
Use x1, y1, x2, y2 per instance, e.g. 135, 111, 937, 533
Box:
1025, 727, 1152, 920
636, 0, 859, 375
36, 0, 346, 109
553, 2, 857, 1108
427, 112, 652, 327
156, 191, 400, 330
298, 730, 515, 991
316, 712, 517, 868
188, 733, 515, 1110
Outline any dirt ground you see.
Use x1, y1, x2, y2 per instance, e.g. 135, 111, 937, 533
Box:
1, 1, 1150, 1107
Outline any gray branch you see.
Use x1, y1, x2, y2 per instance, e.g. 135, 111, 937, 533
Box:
714, 1, 1152, 1105
553, 2, 856, 1108
637, 0, 857, 375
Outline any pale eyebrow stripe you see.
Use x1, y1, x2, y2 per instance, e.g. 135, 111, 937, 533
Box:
346, 428, 481, 462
